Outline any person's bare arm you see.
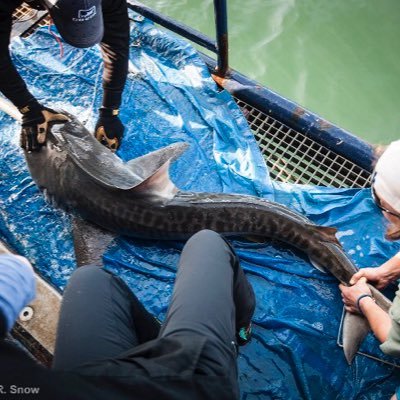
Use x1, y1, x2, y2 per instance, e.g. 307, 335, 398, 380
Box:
350, 252, 400, 289
358, 296, 392, 343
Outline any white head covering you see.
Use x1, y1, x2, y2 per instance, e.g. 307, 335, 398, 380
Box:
373, 140, 400, 214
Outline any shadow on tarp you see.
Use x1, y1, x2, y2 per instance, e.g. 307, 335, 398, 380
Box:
0, 12, 399, 399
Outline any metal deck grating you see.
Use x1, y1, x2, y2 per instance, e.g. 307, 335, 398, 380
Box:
12, 5, 38, 22
12, 3, 49, 38
235, 99, 372, 188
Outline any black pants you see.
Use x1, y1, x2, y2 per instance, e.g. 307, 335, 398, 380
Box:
53, 230, 255, 395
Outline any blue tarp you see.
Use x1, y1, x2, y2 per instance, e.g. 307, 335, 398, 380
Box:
1, 13, 400, 399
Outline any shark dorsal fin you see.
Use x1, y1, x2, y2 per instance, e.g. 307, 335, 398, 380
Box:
125, 142, 189, 177
131, 159, 177, 199
124, 143, 189, 198
124, 142, 190, 198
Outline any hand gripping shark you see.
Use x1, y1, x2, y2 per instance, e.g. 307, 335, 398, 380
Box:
21, 113, 392, 364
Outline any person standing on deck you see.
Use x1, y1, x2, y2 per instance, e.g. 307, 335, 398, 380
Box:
339, 140, 400, 400
0, 230, 255, 399
0, 0, 129, 151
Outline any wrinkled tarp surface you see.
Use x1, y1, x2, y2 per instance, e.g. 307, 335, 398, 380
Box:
1, 13, 400, 399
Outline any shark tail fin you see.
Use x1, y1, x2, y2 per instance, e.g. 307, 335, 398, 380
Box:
341, 309, 370, 364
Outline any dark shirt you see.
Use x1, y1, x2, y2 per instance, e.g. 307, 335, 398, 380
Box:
0, 0, 129, 109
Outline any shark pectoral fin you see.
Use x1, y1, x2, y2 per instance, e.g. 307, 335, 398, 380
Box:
342, 309, 370, 364
72, 217, 116, 267
309, 257, 327, 273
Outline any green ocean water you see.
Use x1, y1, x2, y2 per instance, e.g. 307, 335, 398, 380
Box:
143, 0, 400, 145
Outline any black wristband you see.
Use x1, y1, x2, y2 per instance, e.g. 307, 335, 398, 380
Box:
356, 294, 374, 315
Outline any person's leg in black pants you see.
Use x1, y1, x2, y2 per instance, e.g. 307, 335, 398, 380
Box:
53, 229, 255, 391
158, 230, 255, 395
52, 265, 160, 370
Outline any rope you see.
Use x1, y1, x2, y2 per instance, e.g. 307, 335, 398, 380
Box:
47, 18, 64, 59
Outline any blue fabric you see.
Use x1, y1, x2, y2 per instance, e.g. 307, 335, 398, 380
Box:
0, 13, 400, 399
0, 254, 35, 332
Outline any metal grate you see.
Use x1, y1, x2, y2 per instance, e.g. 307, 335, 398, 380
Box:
12, 3, 49, 38
235, 99, 372, 188
12, 5, 38, 22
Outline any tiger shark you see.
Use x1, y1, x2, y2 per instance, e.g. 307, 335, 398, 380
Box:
0, 102, 391, 364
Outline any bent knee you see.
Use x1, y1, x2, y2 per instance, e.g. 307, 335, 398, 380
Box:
68, 264, 106, 284
189, 229, 224, 243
